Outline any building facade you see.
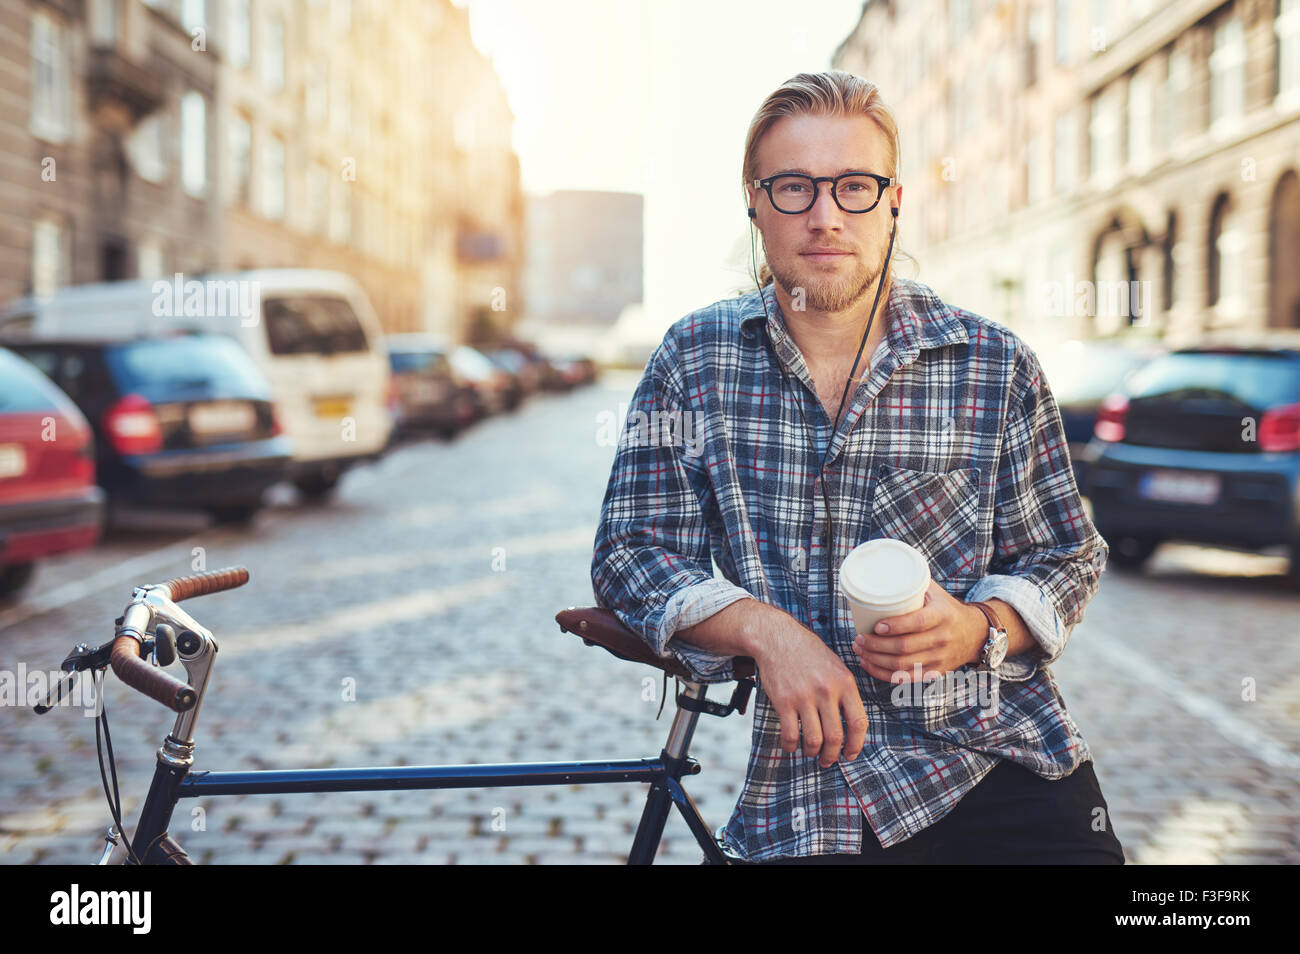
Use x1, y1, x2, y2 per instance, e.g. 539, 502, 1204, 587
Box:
0, 0, 524, 342
833, 0, 1300, 347
523, 189, 643, 327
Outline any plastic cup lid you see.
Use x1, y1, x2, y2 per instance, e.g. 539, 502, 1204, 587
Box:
839, 539, 930, 606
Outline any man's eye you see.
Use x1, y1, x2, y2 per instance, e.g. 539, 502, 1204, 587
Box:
777, 182, 809, 193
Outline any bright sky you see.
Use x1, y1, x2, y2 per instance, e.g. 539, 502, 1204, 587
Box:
460, 0, 866, 334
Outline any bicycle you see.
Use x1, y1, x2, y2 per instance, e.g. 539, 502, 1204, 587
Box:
34, 566, 757, 865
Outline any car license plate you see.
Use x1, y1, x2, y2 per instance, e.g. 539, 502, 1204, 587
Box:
313, 396, 353, 418
0, 444, 26, 479
189, 402, 256, 435
1137, 469, 1221, 505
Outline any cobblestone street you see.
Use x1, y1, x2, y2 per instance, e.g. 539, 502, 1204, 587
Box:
2, 371, 1298, 865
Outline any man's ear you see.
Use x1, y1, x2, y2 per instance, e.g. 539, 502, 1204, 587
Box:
893, 184, 903, 215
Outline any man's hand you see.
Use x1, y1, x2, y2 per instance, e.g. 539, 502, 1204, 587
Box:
851, 580, 986, 682
753, 624, 869, 769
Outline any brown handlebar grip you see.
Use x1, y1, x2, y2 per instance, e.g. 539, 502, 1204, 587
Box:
159, 566, 250, 603
110, 636, 197, 712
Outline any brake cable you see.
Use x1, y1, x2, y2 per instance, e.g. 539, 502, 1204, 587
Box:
92, 672, 142, 866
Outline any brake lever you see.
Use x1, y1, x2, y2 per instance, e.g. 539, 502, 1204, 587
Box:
34, 629, 160, 714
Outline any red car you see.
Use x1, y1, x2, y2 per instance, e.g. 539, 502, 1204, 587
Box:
0, 347, 104, 598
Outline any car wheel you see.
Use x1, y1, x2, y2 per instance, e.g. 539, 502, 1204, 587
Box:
294, 469, 341, 501
0, 562, 36, 599
1106, 534, 1160, 571
207, 504, 261, 526
1285, 539, 1300, 589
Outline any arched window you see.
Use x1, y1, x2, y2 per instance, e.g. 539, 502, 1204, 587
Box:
1208, 192, 1245, 318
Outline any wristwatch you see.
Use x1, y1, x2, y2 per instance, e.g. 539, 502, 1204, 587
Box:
969, 600, 1009, 671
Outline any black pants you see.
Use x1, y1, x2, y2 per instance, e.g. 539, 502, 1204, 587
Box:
743, 759, 1125, 865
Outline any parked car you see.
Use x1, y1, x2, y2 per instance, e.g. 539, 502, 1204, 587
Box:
1038, 338, 1164, 489
1083, 334, 1300, 580
548, 353, 599, 389
384, 334, 478, 440
0, 269, 392, 501
486, 348, 534, 407
10, 334, 293, 525
449, 345, 516, 416
0, 347, 104, 598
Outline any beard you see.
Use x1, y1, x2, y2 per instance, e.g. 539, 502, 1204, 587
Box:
767, 248, 883, 314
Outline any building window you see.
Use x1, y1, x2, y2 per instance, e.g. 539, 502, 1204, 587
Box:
180, 91, 207, 197
1208, 193, 1245, 318
1054, 0, 1072, 65
1209, 17, 1246, 132
1163, 47, 1189, 145
1026, 133, 1047, 204
1054, 111, 1077, 194
229, 115, 251, 205
262, 135, 285, 221
1127, 71, 1152, 173
137, 240, 165, 280
330, 178, 351, 244
227, 0, 250, 68
89, 0, 118, 46
1162, 210, 1177, 311
308, 163, 329, 234
1279, 0, 1300, 102
127, 114, 167, 183
306, 66, 327, 123
331, 75, 350, 138
181, 0, 206, 34
32, 218, 64, 298
262, 15, 284, 92
30, 11, 70, 143
1089, 89, 1119, 187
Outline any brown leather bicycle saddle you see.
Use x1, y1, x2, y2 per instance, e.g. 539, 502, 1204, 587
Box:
555, 606, 756, 681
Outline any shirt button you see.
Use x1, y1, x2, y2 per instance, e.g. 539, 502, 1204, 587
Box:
815, 614, 827, 624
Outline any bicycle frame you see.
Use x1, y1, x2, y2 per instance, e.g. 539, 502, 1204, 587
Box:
116, 585, 743, 865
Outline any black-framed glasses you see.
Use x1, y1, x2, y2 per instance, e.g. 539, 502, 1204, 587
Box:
752, 172, 896, 214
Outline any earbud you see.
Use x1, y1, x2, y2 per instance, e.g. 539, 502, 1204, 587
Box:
891, 206, 899, 217
748, 208, 756, 219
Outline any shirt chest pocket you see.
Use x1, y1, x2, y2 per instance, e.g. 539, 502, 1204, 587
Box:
868, 464, 983, 588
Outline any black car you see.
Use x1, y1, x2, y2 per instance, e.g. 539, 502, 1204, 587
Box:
1037, 338, 1164, 489
384, 334, 478, 440
1083, 335, 1300, 580
12, 334, 293, 525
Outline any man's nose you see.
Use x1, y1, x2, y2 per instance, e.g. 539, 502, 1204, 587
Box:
806, 181, 845, 228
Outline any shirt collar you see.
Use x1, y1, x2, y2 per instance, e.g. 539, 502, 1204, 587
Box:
738, 277, 969, 365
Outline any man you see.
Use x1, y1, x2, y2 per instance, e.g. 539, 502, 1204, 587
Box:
591, 70, 1123, 864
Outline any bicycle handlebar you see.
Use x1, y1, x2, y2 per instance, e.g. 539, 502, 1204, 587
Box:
158, 566, 250, 602
109, 566, 249, 711
110, 636, 197, 712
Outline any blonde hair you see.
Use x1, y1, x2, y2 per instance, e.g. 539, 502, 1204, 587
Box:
743, 70, 903, 288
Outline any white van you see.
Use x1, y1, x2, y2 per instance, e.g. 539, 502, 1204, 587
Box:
0, 269, 393, 499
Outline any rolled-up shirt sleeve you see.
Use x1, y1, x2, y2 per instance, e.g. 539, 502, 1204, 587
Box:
591, 339, 753, 682
964, 344, 1109, 683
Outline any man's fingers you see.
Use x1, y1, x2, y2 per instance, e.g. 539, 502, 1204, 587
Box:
816, 698, 844, 768
842, 697, 869, 762
798, 705, 823, 760
777, 705, 800, 753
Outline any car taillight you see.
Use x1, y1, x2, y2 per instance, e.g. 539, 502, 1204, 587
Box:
1094, 393, 1128, 442
72, 433, 96, 483
1259, 402, 1300, 453
103, 394, 162, 455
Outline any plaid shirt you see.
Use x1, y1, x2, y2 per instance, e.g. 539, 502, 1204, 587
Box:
590, 277, 1109, 861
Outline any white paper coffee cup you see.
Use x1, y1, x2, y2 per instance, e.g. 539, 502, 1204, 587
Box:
839, 539, 931, 637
